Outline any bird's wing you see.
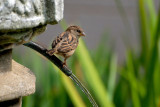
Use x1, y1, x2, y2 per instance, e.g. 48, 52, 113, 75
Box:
57, 33, 78, 53
52, 32, 68, 49
47, 32, 67, 56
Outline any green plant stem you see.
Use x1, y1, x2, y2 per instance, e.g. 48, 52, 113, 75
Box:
145, 7, 160, 107
139, 0, 149, 64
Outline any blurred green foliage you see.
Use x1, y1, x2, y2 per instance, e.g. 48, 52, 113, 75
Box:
13, 0, 160, 107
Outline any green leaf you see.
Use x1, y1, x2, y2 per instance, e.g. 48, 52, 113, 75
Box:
108, 54, 117, 100
76, 39, 114, 107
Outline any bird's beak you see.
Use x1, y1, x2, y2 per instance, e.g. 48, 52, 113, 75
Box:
81, 32, 86, 36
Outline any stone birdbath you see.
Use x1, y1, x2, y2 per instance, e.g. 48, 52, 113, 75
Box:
0, 0, 63, 106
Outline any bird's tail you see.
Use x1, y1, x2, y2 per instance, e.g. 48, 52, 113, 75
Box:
46, 49, 56, 56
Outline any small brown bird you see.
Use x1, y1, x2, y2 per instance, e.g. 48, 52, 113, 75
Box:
46, 25, 85, 66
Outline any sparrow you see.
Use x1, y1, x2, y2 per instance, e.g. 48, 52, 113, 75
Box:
46, 25, 85, 66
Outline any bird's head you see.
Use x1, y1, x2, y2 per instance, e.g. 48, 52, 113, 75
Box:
66, 25, 85, 37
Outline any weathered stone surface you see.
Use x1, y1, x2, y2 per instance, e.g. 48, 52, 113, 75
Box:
0, 49, 12, 71
0, 25, 46, 51
0, 60, 36, 102
0, 0, 64, 31
0, 0, 64, 51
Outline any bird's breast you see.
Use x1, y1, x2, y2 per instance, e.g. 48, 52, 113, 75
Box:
57, 49, 75, 58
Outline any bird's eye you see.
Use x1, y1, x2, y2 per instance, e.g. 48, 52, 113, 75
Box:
77, 30, 81, 33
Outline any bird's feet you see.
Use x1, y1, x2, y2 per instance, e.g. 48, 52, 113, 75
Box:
62, 61, 67, 67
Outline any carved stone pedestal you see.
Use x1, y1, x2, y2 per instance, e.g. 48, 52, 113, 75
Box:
0, 50, 36, 107
0, 0, 64, 106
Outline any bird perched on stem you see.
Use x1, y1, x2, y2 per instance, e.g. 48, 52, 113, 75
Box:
46, 25, 85, 66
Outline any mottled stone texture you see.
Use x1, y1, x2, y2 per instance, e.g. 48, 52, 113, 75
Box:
0, 0, 64, 51
0, 60, 36, 102
0, 49, 12, 71
0, 51, 35, 106
0, 25, 46, 51
0, 0, 63, 31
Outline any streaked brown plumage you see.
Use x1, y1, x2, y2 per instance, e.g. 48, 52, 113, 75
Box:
46, 25, 85, 66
